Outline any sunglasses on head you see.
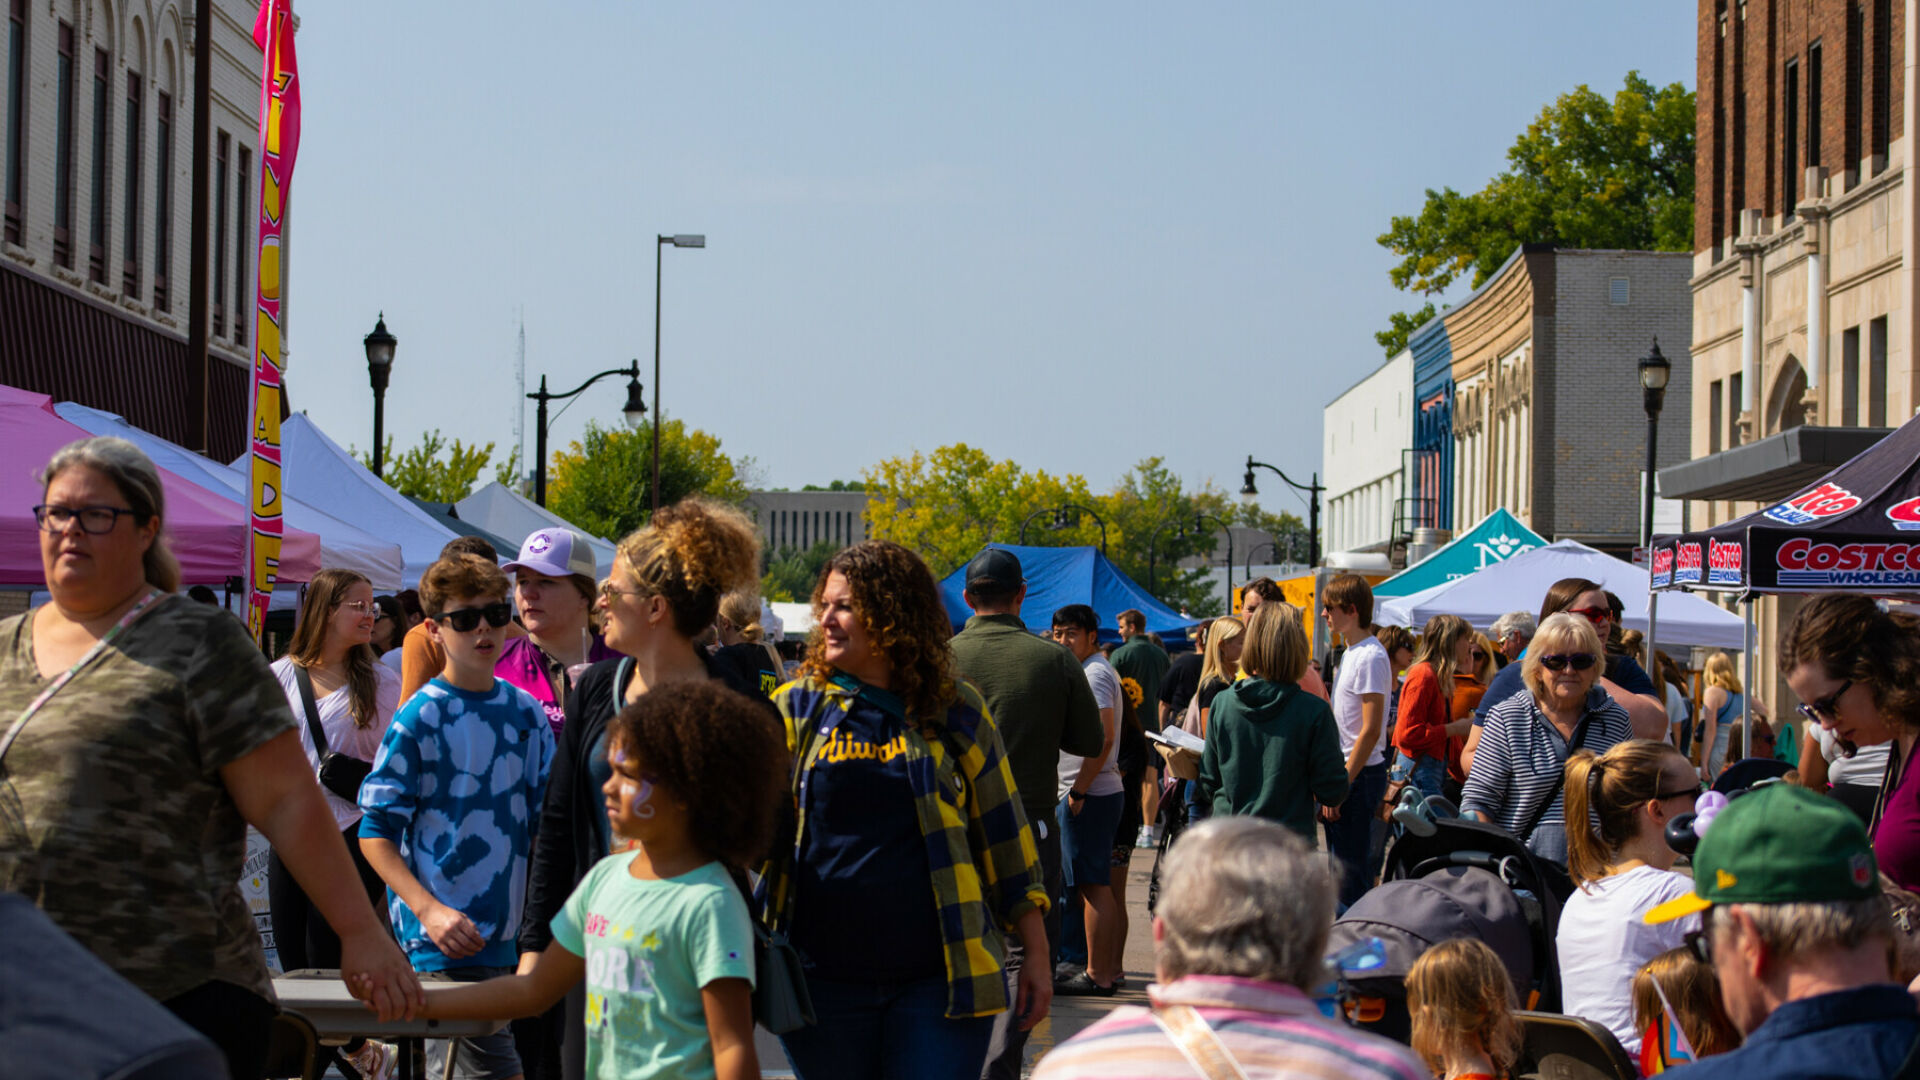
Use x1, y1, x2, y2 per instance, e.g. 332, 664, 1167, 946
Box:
1538, 652, 1598, 672
1566, 606, 1612, 623
434, 602, 513, 633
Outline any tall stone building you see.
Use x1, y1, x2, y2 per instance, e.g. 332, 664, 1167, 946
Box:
3, 0, 266, 461
1663, 0, 1913, 709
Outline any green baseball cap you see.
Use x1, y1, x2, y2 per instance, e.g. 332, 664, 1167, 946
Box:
1645, 782, 1879, 925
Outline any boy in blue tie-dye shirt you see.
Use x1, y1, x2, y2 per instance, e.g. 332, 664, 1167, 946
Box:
361, 554, 555, 1080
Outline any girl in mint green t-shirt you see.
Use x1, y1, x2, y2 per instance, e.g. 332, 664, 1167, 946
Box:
423, 681, 788, 1080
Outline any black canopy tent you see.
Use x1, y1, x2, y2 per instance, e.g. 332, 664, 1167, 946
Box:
1649, 409, 1920, 752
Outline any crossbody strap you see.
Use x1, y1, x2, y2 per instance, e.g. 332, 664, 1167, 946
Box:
0, 590, 164, 766
1517, 710, 1595, 843
1151, 1004, 1252, 1080
293, 664, 331, 762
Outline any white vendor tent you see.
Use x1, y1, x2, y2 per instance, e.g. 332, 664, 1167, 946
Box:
1376, 538, 1746, 649
771, 601, 815, 639
57, 402, 405, 593
235, 414, 462, 587
454, 482, 618, 576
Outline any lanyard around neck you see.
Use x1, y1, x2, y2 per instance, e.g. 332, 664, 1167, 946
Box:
0, 590, 164, 765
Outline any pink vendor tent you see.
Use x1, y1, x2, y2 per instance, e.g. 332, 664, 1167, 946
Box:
0, 385, 322, 587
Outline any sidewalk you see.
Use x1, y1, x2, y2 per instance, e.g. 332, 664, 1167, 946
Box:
753, 846, 1162, 1078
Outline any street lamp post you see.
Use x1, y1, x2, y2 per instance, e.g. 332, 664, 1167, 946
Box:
1192, 512, 1233, 601
527, 361, 647, 507
1240, 455, 1324, 569
653, 233, 705, 515
1147, 519, 1188, 593
1017, 504, 1107, 554
363, 314, 397, 477
1638, 338, 1671, 548
1245, 540, 1279, 578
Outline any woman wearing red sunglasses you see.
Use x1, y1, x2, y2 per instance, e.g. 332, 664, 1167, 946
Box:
1459, 613, 1634, 876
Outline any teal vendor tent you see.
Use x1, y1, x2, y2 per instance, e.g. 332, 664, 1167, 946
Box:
1373, 509, 1548, 598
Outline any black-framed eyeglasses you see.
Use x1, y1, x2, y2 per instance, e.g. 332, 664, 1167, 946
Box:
434, 602, 513, 633
1798, 678, 1854, 725
1654, 786, 1700, 803
33, 503, 136, 534
1538, 652, 1599, 672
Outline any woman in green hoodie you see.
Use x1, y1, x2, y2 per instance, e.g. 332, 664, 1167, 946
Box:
1197, 603, 1352, 839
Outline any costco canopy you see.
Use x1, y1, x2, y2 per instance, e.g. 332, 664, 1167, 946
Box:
1373, 509, 1548, 598
937, 544, 1200, 639
1650, 410, 1920, 597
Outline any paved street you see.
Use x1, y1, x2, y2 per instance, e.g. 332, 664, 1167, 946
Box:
755, 846, 1163, 1078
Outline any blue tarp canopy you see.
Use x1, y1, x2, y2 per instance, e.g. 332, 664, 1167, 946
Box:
938, 544, 1200, 640
1373, 509, 1549, 598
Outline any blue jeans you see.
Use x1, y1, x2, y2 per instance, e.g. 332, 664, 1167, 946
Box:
1390, 750, 1447, 802
1324, 762, 1388, 907
780, 974, 996, 1080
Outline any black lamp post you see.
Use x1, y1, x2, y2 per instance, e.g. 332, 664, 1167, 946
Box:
363, 314, 397, 477
527, 361, 646, 507
1240, 455, 1323, 569
653, 233, 705, 515
1245, 540, 1280, 577
1148, 513, 1233, 596
1638, 338, 1671, 547
1018, 504, 1108, 554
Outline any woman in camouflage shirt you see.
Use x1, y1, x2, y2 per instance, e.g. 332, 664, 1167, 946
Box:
0, 437, 421, 1078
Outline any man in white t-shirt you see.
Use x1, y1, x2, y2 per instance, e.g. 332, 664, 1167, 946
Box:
1049, 604, 1124, 996
1321, 574, 1389, 907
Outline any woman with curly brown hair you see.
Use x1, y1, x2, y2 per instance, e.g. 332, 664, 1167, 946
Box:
518, 498, 765, 1080
1781, 592, 1920, 890
765, 540, 1051, 1080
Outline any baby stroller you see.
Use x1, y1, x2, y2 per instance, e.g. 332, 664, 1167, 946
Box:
1323, 798, 1566, 1042
1145, 744, 1198, 915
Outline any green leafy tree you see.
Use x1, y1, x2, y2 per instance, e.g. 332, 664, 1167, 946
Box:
493, 446, 524, 495
861, 447, 1306, 617
545, 417, 751, 541
761, 540, 841, 602
1374, 301, 1441, 358
1375, 71, 1694, 355
357, 430, 494, 503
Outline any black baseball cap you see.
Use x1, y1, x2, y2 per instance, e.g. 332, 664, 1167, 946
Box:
965, 548, 1024, 591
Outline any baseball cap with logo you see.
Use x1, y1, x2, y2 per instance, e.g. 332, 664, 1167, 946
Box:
502, 527, 598, 580
965, 548, 1024, 592
1644, 782, 1879, 925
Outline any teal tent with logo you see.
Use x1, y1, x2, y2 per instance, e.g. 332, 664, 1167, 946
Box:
1373, 509, 1548, 598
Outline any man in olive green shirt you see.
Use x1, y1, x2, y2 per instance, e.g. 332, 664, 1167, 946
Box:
1110, 609, 1171, 847
949, 548, 1102, 1080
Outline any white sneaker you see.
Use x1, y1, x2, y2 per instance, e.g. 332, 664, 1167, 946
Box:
342, 1038, 396, 1080
1135, 825, 1159, 848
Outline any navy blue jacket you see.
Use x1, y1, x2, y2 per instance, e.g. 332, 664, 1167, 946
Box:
1666, 984, 1919, 1080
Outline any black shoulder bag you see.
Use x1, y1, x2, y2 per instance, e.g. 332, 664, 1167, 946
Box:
296, 665, 372, 803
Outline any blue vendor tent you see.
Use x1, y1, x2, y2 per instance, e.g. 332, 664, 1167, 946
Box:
939, 544, 1200, 640
1373, 509, 1549, 598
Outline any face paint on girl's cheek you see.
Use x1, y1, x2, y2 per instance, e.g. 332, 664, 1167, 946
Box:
632, 776, 658, 820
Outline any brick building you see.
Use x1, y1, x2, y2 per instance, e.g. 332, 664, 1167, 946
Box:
1662, 0, 1913, 708
2, 0, 264, 461
1446, 247, 1693, 554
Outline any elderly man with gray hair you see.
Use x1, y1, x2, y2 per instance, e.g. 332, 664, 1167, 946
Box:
1489, 610, 1534, 664
1033, 817, 1425, 1079
1642, 784, 1920, 1079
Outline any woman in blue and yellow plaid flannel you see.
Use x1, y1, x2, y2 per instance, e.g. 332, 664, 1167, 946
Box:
761, 540, 1052, 1080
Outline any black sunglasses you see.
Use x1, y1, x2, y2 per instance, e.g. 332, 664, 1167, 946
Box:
1797, 678, 1854, 726
1538, 652, 1598, 672
1684, 909, 1714, 963
434, 602, 513, 633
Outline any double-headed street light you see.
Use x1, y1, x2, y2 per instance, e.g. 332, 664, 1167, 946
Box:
653, 233, 705, 515
1240, 455, 1323, 570
364, 314, 398, 477
527, 361, 646, 507
1147, 513, 1234, 597
1638, 338, 1671, 547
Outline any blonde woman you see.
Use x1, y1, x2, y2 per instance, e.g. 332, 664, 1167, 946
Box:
1193, 615, 1247, 737
714, 588, 783, 697
1700, 652, 1744, 781
1196, 604, 1350, 839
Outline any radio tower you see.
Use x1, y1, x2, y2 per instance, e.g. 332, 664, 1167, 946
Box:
514, 310, 527, 493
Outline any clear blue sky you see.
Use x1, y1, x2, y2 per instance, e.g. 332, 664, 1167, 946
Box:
284, 2, 1696, 505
